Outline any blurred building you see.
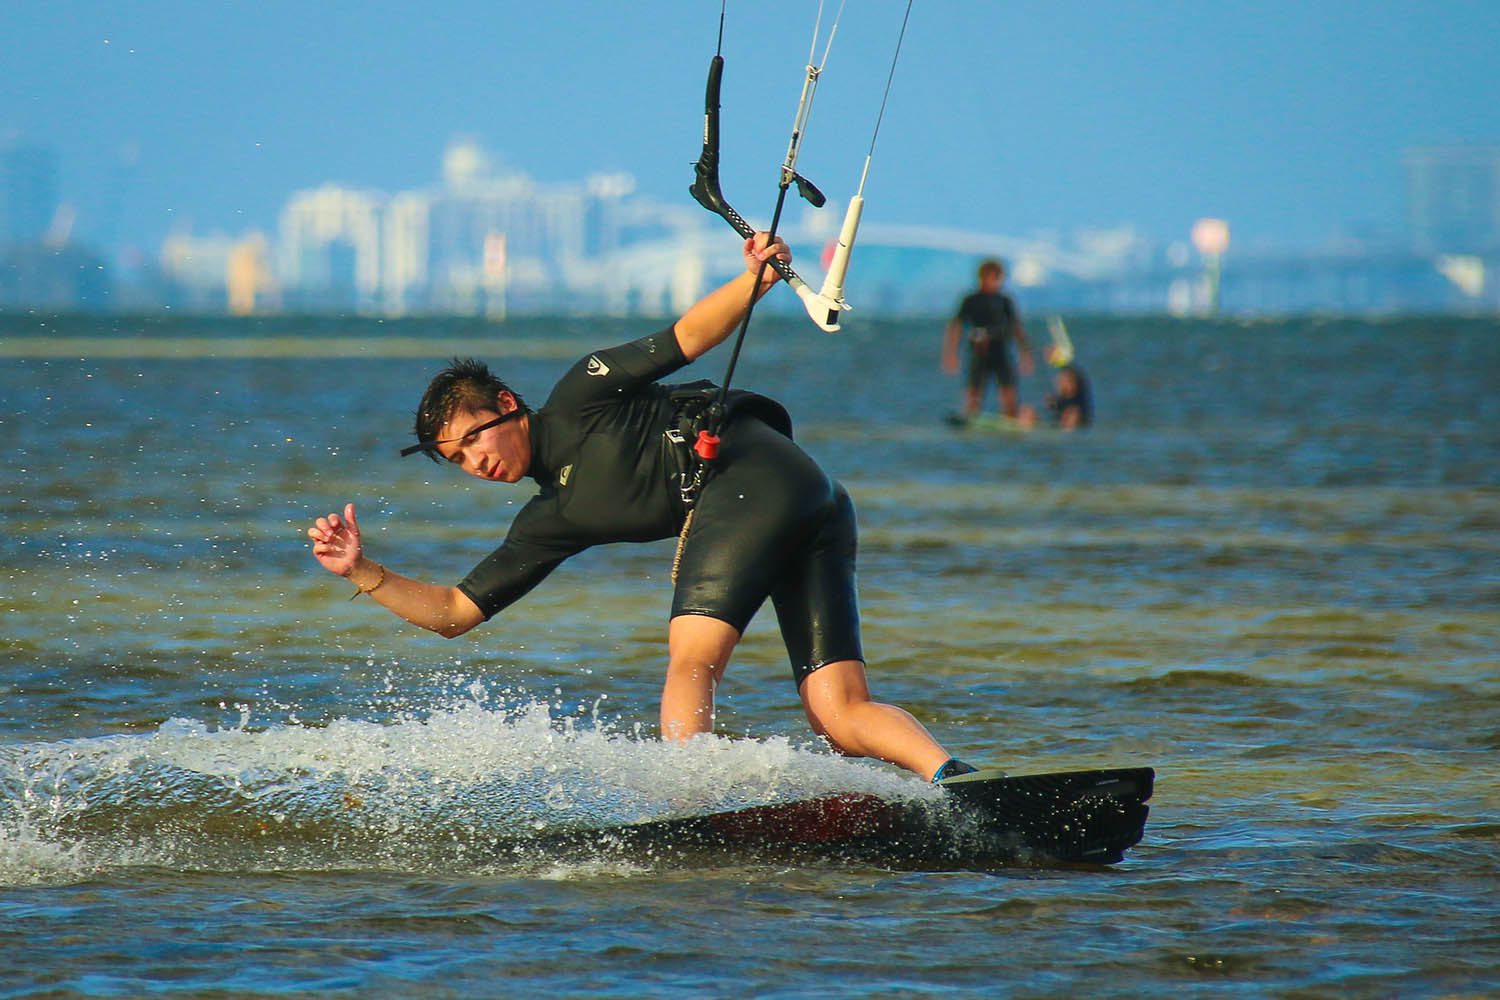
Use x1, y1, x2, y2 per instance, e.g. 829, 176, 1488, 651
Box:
227, 234, 276, 316
1405, 146, 1500, 255
0, 139, 115, 311
0, 140, 59, 245
0, 243, 111, 311
278, 185, 385, 312
160, 229, 275, 313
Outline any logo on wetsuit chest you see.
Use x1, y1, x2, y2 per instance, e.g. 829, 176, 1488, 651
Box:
558, 464, 573, 486
586, 356, 610, 377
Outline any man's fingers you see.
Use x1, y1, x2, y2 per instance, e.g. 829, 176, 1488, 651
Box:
311, 511, 355, 541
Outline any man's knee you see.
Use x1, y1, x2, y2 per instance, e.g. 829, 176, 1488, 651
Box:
668, 613, 740, 675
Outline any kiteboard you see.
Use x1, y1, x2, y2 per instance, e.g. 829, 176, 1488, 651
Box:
507, 766, 1153, 869
944, 412, 1035, 434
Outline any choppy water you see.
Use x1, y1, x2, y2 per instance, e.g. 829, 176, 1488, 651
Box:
1, 311, 1497, 997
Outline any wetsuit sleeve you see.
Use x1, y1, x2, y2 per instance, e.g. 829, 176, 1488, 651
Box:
457, 326, 689, 620
544, 326, 689, 412
456, 498, 586, 619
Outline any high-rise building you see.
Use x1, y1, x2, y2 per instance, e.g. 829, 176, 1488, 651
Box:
278, 185, 385, 311
382, 191, 430, 316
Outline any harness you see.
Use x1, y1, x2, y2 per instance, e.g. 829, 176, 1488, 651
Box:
664, 380, 719, 510
662, 380, 794, 511
662, 379, 794, 582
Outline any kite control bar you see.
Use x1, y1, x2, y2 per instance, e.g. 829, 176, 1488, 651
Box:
689, 55, 851, 333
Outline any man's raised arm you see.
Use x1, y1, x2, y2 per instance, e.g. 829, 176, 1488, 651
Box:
673, 233, 790, 362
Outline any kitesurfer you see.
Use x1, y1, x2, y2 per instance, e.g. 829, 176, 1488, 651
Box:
942, 259, 1035, 421
308, 233, 973, 783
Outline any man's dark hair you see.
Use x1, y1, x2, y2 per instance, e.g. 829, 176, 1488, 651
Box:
410, 358, 527, 463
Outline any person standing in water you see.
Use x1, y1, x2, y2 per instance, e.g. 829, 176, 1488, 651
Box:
308, 233, 975, 783
942, 258, 1035, 421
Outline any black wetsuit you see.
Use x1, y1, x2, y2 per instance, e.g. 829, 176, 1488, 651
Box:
954, 291, 1022, 389
456, 326, 861, 685
1048, 365, 1093, 426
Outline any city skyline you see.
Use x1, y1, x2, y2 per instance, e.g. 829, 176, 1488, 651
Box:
6, 131, 1499, 317
6, 1, 1500, 263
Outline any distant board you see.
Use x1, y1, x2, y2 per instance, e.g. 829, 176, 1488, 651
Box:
944, 412, 1035, 434
504, 767, 1154, 868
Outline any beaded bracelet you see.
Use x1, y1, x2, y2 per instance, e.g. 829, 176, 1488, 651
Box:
349, 563, 387, 600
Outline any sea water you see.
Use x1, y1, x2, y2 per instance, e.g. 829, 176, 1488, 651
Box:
1, 312, 1496, 997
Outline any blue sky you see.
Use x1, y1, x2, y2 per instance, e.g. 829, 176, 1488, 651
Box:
5, 1, 1498, 257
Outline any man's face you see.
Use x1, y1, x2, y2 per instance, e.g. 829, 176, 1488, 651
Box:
435, 396, 531, 483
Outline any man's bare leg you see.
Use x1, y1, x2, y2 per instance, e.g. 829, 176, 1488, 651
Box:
661, 614, 738, 740
1000, 382, 1020, 419
799, 659, 953, 780
962, 384, 983, 419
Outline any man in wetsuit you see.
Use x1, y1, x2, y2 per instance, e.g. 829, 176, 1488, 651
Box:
308, 234, 973, 783
942, 258, 1034, 420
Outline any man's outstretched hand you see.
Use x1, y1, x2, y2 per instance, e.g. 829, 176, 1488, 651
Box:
308, 502, 363, 577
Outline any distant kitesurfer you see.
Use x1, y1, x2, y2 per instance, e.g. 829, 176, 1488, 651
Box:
308, 233, 974, 783
942, 258, 1034, 421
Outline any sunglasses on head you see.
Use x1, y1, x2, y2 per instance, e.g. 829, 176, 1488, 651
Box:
400, 408, 526, 458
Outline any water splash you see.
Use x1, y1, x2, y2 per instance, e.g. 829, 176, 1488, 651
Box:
0, 687, 929, 885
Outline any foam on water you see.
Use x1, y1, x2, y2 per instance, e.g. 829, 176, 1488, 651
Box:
0, 685, 932, 885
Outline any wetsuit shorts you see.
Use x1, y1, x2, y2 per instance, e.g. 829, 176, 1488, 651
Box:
967, 333, 1017, 389
669, 416, 862, 686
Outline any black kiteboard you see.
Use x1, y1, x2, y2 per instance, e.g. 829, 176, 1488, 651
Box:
507, 767, 1153, 868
